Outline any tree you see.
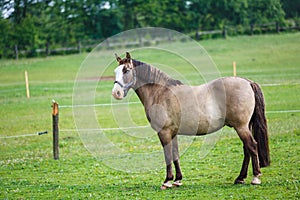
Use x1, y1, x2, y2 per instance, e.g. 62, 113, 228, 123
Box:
0, 0, 293, 59
100, 7, 123, 38
188, 0, 215, 31
0, 18, 11, 58
117, 0, 190, 32
281, 0, 300, 19
247, 0, 285, 25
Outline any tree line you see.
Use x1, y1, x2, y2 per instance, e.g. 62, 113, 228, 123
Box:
0, 0, 299, 59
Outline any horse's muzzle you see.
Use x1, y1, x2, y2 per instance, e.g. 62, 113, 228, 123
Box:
112, 83, 124, 100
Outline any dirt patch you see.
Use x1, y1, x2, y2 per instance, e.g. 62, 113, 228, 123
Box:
80, 76, 114, 81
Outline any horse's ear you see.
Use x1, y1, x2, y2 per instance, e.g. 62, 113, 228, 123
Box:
115, 53, 121, 63
126, 52, 131, 60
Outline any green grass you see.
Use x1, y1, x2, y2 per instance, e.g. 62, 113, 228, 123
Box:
1, 33, 300, 199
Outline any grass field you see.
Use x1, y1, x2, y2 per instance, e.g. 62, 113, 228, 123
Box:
0, 33, 300, 199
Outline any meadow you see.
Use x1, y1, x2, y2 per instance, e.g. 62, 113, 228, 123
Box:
0, 32, 299, 199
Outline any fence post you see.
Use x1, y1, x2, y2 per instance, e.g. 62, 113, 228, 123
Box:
15, 44, 19, 60
46, 42, 50, 57
106, 38, 110, 49
276, 22, 280, 33
250, 24, 254, 35
222, 26, 227, 39
233, 61, 237, 77
52, 100, 59, 160
24, 71, 30, 98
77, 41, 81, 53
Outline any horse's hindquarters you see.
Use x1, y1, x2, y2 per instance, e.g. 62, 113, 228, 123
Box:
222, 78, 255, 128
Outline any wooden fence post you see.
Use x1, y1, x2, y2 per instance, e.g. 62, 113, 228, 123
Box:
106, 38, 110, 49
233, 61, 237, 77
24, 71, 30, 98
250, 24, 254, 35
195, 27, 200, 40
15, 45, 19, 60
52, 100, 59, 160
222, 26, 227, 39
46, 42, 50, 57
77, 41, 81, 53
276, 22, 280, 33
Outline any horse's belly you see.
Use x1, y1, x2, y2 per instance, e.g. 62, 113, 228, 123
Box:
173, 83, 226, 136
177, 116, 224, 136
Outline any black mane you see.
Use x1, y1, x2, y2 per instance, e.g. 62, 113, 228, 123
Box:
132, 59, 183, 87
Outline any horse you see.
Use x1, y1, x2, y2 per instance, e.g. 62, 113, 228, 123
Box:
112, 52, 270, 190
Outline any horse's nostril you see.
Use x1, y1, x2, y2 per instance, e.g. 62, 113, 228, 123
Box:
117, 91, 121, 96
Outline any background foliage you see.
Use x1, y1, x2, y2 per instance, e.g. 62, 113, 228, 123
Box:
0, 0, 299, 58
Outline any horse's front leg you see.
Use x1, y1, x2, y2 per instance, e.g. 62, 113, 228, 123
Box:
172, 135, 183, 187
158, 130, 174, 190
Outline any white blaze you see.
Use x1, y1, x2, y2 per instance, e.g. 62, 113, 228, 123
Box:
112, 65, 125, 100
114, 65, 125, 86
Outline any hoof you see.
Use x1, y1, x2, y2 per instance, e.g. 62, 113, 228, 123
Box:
160, 185, 168, 190
251, 177, 261, 185
234, 179, 245, 184
160, 181, 172, 190
173, 180, 182, 187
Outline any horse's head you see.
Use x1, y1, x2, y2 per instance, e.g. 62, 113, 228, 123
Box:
112, 52, 136, 100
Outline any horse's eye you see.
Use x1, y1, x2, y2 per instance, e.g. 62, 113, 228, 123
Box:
123, 68, 129, 74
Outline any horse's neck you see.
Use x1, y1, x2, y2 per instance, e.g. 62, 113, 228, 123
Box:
134, 85, 152, 106
132, 60, 181, 106
133, 60, 182, 88
134, 84, 168, 107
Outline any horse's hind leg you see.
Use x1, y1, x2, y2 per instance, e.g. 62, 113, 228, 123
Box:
235, 126, 262, 184
234, 146, 250, 184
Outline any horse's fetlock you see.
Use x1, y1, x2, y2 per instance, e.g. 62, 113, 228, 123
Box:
175, 175, 183, 181
166, 175, 174, 182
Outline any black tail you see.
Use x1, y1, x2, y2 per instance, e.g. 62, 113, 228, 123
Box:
250, 82, 270, 167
